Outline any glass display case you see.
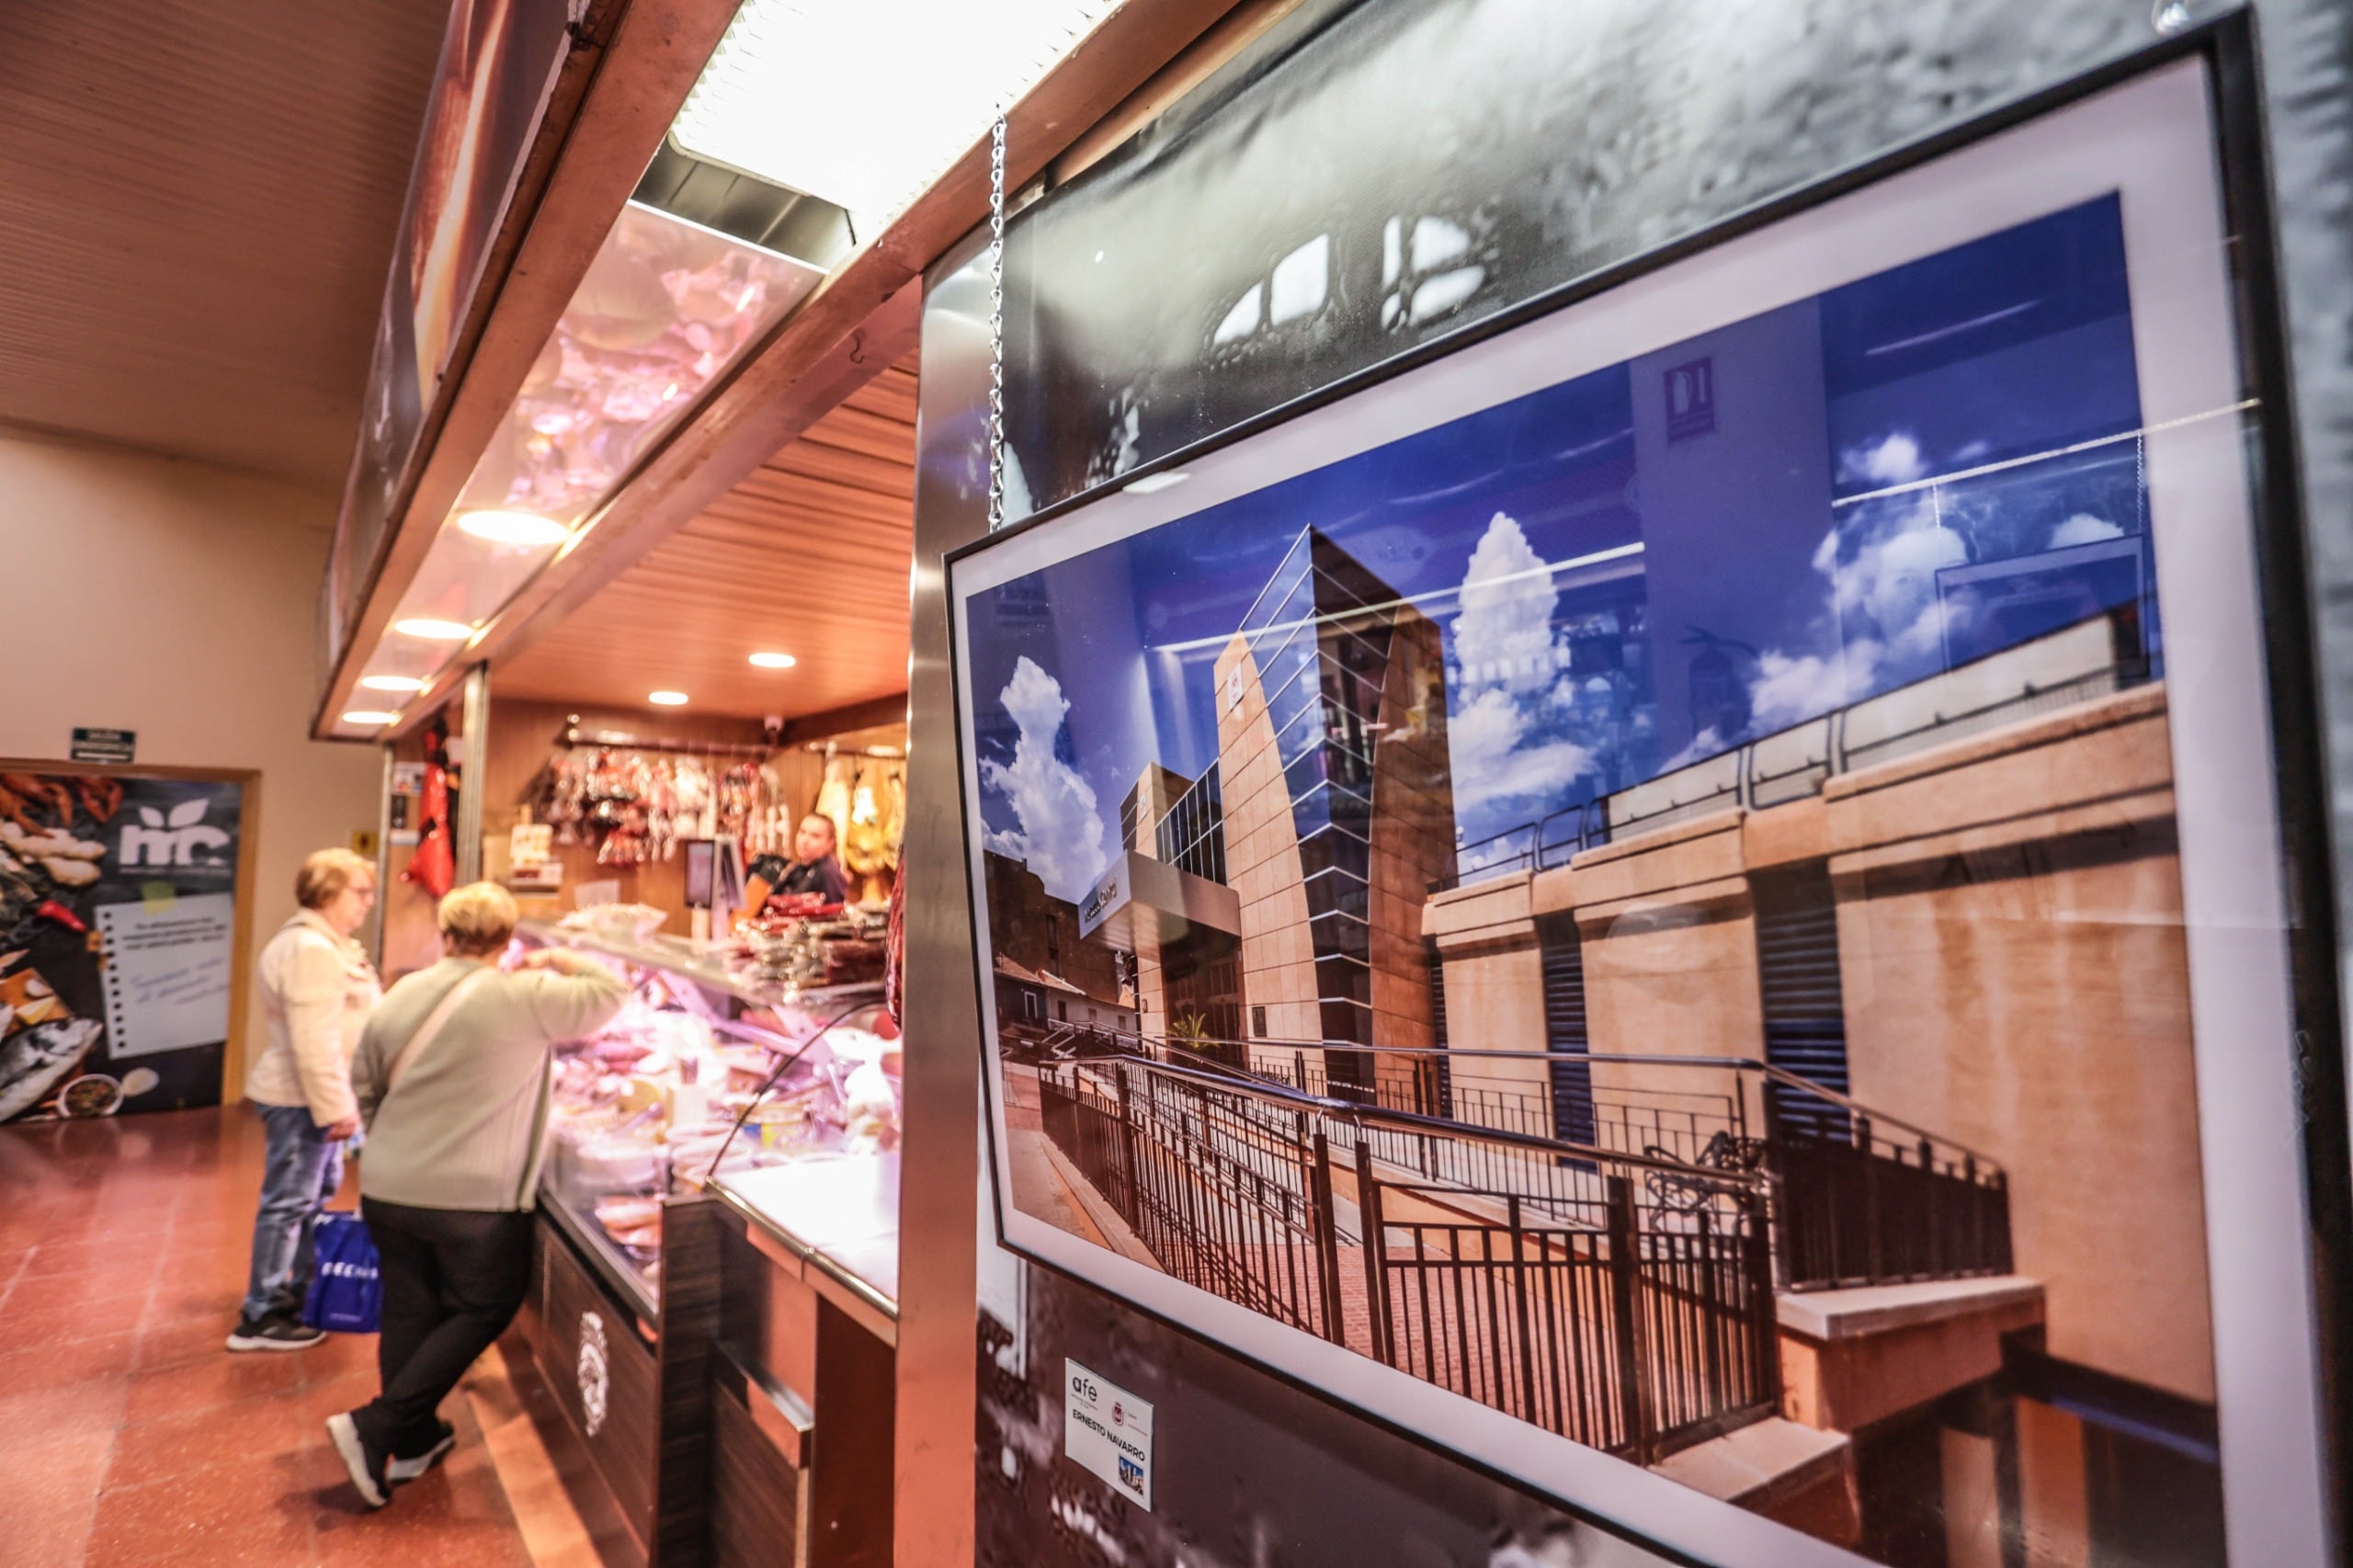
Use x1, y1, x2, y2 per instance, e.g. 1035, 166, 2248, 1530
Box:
508, 913, 901, 1568
517, 913, 897, 1317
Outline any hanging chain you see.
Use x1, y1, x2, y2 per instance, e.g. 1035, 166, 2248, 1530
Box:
985, 113, 1009, 532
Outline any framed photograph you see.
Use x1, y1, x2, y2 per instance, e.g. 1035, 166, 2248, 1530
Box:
947, 24, 2342, 1565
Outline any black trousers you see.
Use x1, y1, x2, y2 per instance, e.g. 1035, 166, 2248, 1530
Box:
354, 1197, 534, 1456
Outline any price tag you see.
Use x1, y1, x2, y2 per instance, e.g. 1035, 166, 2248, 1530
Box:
1063, 1358, 1152, 1510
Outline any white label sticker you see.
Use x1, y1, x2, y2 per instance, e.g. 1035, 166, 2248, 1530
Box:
1063, 1358, 1152, 1511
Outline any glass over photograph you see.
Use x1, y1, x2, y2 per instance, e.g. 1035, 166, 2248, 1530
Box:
951, 53, 2324, 1568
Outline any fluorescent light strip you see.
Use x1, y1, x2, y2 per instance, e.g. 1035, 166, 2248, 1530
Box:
672, 0, 1120, 232
393, 618, 477, 641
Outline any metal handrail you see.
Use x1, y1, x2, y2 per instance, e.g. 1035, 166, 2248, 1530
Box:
1036, 1023, 2002, 1176
1438, 631, 2147, 892
1276, 1041, 2004, 1174
1051, 1049, 1763, 1189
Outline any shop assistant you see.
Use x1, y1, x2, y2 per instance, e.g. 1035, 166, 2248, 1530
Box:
745, 812, 850, 911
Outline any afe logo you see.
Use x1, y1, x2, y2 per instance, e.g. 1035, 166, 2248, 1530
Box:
119, 800, 230, 868
577, 1311, 610, 1437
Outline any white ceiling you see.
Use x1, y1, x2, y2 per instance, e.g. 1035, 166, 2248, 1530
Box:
0, 0, 451, 489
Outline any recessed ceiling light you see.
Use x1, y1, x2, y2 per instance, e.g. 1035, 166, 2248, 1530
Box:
358, 675, 429, 693
341, 710, 401, 726
1123, 471, 1189, 495
393, 618, 476, 641
748, 652, 798, 669
457, 509, 569, 547
648, 690, 689, 707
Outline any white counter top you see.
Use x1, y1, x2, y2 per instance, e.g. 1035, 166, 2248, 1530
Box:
710, 1153, 900, 1333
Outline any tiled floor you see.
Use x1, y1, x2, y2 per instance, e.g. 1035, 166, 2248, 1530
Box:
0, 1107, 550, 1567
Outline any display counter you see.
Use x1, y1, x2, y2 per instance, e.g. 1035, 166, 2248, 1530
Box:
703, 1154, 900, 1568
500, 915, 901, 1568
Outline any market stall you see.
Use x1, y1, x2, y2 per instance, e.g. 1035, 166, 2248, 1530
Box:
505, 899, 901, 1568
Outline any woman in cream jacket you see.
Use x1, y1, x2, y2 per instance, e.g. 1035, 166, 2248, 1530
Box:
229, 847, 381, 1351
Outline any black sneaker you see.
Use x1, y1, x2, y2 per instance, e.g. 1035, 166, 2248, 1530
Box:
226, 1315, 326, 1352
326, 1412, 390, 1508
389, 1419, 457, 1483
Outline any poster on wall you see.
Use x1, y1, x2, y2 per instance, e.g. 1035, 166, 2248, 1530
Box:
949, 38, 2341, 1568
0, 771, 243, 1124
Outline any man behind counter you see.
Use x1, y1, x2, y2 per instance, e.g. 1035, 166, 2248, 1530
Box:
743, 812, 850, 915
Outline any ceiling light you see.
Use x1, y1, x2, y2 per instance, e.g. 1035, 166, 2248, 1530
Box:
358, 675, 429, 693
394, 618, 476, 641
648, 690, 689, 707
341, 710, 401, 727
457, 509, 570, 547
1124, 471, 1189, 495
671, 0, 1120, 232
748, 652, 798, 669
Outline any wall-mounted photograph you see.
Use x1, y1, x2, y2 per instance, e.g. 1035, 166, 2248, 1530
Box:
950, 46, 2333, 1568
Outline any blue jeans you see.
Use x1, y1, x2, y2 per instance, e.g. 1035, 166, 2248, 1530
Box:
241, 1102, 347, 1324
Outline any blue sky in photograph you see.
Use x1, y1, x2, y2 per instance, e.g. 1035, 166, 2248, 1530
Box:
968, 195, 2146, 902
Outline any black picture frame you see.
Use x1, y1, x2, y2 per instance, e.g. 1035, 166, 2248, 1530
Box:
941, 17, 2349, 1563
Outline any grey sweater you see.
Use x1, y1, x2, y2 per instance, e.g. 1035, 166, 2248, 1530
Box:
352, 956, 628, 1211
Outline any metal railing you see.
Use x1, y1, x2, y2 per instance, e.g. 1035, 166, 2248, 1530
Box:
1040, 1063, 1342, 1338
1356, 1172, 1775, 1462
1435, 626, 2143, 892
1024, 1025, 2012, 1293
1027, 1049, 1775, 1460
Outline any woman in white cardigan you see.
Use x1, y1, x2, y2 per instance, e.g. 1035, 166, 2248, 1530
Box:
230, 847, 381, 1351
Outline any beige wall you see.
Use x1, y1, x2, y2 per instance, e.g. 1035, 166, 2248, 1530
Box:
1217, 636, 1319, 1046
1830, 687, 2211, 1402
1424, 684, 2214, 1408
1364, 609, 1454, 1060
1425, 874, 1552, 1120
1561, 812, 1765, 1120
0, 429, 382, 1093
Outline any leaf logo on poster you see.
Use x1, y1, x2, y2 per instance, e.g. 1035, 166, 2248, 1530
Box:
119, 801, 230, 869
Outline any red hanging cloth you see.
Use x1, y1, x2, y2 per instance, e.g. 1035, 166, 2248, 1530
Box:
404, 722, 455, 900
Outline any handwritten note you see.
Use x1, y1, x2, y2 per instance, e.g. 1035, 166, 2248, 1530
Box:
96, 894, 235, 1059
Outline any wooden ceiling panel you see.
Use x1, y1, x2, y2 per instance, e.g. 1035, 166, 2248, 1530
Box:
0, 0, 449, 485
494, 359, 919, 720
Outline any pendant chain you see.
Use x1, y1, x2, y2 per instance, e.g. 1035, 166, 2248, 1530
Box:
985, 113, 1009, 533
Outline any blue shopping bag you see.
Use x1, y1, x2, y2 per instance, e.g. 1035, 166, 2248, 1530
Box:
302, 1210, 382, 1335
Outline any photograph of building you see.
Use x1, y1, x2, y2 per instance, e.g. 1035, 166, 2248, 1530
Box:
964, 190, 2229, 1565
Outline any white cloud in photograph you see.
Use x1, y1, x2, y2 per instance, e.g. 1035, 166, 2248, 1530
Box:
1447, 512, 1601, 833
981, 655, 1109, 903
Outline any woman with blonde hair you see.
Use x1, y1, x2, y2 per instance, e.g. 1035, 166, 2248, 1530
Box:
231, 847, 381, 1352
327, 881, 626, 1506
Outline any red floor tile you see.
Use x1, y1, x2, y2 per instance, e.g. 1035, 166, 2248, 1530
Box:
132, 1313, 240, 1371
106, 1394, 321, 1483
0, 1267, 154, 1324
298, 1367, 384, 1426
1, 1426, 113, 1562
299, 1333, 383, 1383
15, 1234, 171, 1282
0, 1489, 102, 1568
120, 1348, 305, 1423
2, 1108, 547, 1566
0, 1382, 131, 1466
84, 1459, 316, 1568
0, 1327, 141, 1392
